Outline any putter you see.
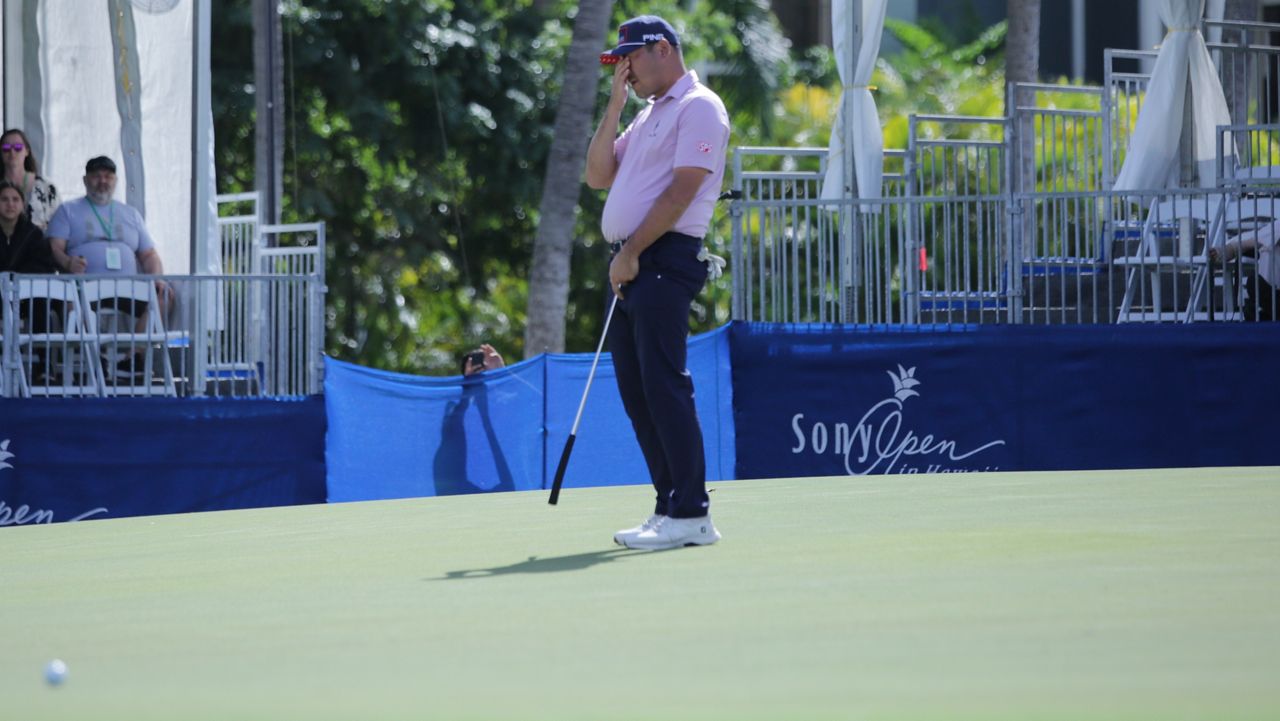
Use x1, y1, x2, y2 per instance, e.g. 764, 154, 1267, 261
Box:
548, 294, 619, 505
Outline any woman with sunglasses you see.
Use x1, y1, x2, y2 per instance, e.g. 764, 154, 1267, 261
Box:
1, 128, 60, 230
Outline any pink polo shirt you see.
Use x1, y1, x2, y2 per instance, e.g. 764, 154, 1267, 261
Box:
601, 70, 730, 243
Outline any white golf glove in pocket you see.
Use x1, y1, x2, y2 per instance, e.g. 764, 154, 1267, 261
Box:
697, 246, 727, 280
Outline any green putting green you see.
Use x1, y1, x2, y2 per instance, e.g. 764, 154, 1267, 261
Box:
3, 467, 1278, 720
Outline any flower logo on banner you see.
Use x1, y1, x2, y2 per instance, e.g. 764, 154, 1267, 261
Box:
0, 439, 13, 471
888, 365, 920, 401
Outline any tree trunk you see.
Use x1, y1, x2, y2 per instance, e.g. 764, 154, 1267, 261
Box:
253, 0, 284, 225
1006, 0, 1040, 93
525, 0, 615, 357
1006, 0, 1040, 255
1006, 0, 1041, 163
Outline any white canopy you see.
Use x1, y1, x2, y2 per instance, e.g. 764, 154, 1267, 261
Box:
1113, 0, 1232, 190
4, 0, 216, 274
820, 0, 887, 205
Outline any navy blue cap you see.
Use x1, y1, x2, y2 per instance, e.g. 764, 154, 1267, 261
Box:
85, 156, 116, 174
602, 15, 679, 60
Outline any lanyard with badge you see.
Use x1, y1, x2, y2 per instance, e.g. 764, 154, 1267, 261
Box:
90, 201, 123, 270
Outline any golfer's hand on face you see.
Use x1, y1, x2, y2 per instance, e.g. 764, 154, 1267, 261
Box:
608, 58, 631, 113
609, 245, 639, 299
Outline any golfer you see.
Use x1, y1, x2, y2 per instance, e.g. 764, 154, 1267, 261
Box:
585, 15, 730, 550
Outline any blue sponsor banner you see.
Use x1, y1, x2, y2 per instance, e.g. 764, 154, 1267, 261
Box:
324, 325, 735, 502
544, 326, 735, 494
0, 398, 326, 526
731, 323, 1280, 478
324, 355, 550, 501
10, 321, 1275, 526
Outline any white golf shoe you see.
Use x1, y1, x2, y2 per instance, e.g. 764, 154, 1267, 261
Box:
621, 515, 720, 550
613, 514, 667, 546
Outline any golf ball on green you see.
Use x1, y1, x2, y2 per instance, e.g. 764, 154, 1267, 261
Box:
45, 659, 67, 686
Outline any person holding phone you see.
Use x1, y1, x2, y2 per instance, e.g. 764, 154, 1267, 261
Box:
461, 343, 505, 376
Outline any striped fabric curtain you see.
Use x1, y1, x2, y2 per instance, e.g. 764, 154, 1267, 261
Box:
820, 0, 888, 205
1113, 0, 1233, 190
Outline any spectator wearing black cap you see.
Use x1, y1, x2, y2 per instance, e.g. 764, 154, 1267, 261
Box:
47, 156, 166, 282
46, 155, 171, 380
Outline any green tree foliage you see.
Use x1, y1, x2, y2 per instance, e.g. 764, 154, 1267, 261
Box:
876, 19, 1006, 148
726, 17, 1007, 196
213, 0, 787, 374
218, 0, 571, 372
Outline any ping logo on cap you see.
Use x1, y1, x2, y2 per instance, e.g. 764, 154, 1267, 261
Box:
603, 15, 679, 64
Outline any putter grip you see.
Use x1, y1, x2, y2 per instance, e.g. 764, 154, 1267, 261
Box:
548, 434, 577, 505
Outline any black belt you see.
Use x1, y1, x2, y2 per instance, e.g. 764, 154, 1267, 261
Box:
609, 232, 702, 254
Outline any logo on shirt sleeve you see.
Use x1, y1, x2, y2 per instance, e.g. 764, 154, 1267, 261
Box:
698, 142, 713, 153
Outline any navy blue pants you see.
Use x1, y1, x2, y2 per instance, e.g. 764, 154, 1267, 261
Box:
607, 232, 709, 519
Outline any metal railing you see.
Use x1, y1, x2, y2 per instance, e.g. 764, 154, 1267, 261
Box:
2, 194, 328, 399
729, 20, 1280, 327
1218, 123, 1280, 183
1102, 48, 1157, 188
729, 148, 1280, 326
1, 272, 324, 398
216, 191, 261, 274
1104, 26, 1280, 186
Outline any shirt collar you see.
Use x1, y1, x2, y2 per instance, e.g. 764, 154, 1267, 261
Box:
654, 69, 699, 104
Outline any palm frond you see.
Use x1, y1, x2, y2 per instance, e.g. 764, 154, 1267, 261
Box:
952, 20, 1006, 64
885, 18, 940, 56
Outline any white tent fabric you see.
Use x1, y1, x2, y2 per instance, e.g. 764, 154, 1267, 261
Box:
820, 0, 888, 205
194, 0, 219, 276
1113, 0, 1232, 190
26, 0, 213, 274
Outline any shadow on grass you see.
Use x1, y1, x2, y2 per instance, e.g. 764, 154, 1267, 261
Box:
436, 548, 648, 580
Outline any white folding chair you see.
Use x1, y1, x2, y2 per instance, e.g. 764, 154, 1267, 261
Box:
79, 277, 179, 397
1187, 199, 1275, 320
1112, 194, 1267, 322
10, 276, 103, 397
